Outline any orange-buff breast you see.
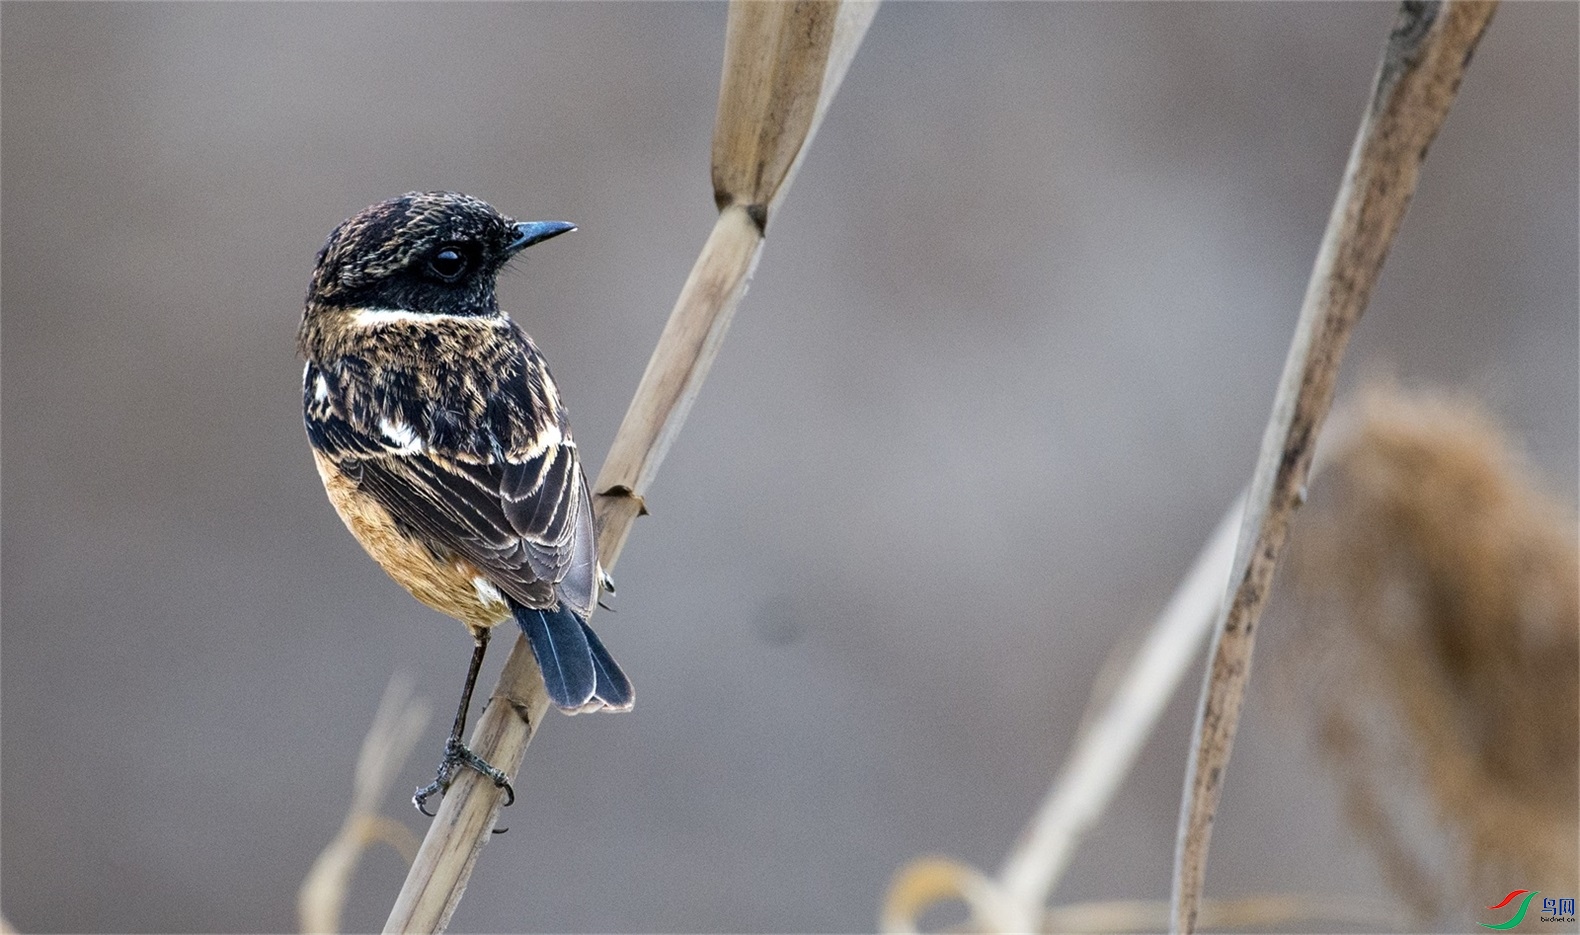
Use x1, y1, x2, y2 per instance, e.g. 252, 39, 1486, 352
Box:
312, 450, 513, 630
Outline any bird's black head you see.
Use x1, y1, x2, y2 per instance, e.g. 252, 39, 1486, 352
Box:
306, 191, 574, 316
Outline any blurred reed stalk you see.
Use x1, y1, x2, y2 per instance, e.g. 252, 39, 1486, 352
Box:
1280, 385, 1578, 927
879, 384, 1573, 934
883, 500, 1250, 932
380, 3, 879, 933
880, 858, 1400, 934
1169, 4, 1495, 932
880, 407, 1373, 934
886, 6, 1502, 934
993, 496, 1245, 931
300, 675, 430, 934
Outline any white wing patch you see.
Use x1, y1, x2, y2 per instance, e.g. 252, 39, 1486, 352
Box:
314, 374, 330, 402
472, 576, 507, 608
378, 417, 423, 454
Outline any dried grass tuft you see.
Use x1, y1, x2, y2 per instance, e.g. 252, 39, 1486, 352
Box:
1284, 384, 1577, 920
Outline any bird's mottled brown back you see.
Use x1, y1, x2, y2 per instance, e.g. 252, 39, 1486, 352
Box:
299, 190, 627, 765
298, 192, 600, 628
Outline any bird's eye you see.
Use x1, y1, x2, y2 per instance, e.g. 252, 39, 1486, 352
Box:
428, 246, 468, 281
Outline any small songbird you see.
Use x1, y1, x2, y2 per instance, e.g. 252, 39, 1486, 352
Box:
298, 192, 631, 813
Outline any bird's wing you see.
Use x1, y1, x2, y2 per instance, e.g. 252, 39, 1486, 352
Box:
498, 426, 598, 617
304, 337, 596, 616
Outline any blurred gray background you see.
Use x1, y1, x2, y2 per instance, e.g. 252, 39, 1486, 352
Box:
3, 3, 1574, 933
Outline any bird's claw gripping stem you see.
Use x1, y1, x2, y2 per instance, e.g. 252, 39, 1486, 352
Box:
412, 738, 516, 819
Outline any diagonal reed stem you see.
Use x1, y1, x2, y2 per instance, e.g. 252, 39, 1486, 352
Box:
380, 4, 878, 932
995, 496, 1245, 932
1169, 4, 1496, 932
301, 675, 430, 934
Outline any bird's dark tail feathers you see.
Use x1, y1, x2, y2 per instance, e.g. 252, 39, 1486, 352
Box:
579, 617, 634, 712
513, 604, 633, 713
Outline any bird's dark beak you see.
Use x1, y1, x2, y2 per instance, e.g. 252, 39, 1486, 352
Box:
507, 220, 577, 253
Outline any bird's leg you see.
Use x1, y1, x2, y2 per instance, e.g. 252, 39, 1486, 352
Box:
413, 628, 516, 816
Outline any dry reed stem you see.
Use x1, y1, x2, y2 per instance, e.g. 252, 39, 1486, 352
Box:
596, 0, 878, 566
882, 858, 1399, 935
381, 3, 876, 932
882, 407, 1369, 935
711, 0, 835, 216
881, 438, 1370, 935
882, 502, 1243, 934
301, 675, 429, 934
994, 497, 1245, 930
1282, 384, 1578, 924
1169, 5, 1495, 932
882, 856, 1017, 935
989, 405, 1356, 929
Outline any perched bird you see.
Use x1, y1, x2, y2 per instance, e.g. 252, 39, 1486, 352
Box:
298, 191, 631, 813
